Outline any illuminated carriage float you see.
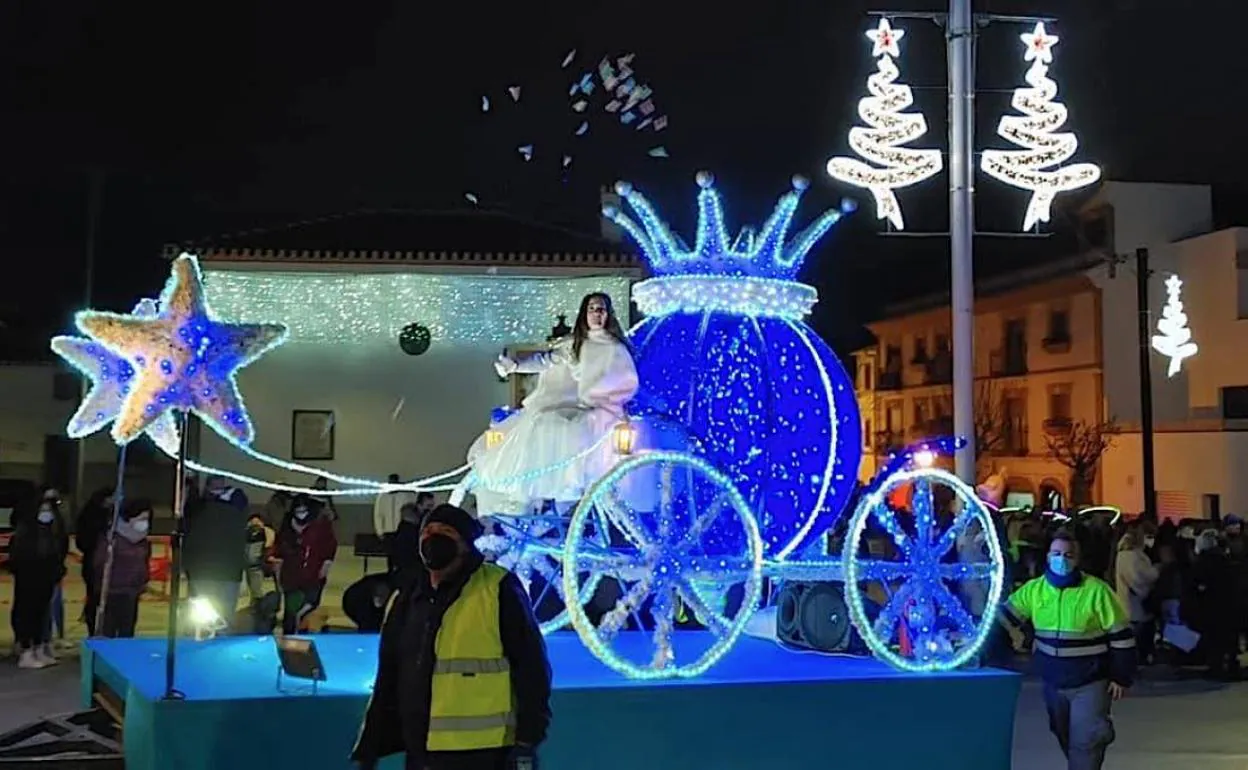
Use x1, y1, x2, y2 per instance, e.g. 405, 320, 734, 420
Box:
62, 177, 1021, 770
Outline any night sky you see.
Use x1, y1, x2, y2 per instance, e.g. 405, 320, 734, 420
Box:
2, 0, 1245, 353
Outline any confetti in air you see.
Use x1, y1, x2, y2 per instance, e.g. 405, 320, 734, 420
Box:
478, 47, 673, 186
465, 192, 479, 205
391, 398, 405, 422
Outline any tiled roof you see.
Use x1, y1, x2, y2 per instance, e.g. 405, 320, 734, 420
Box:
165, 208, 640, 272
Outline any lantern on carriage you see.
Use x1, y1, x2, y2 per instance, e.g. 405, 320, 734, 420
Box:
611, 420, 638, 455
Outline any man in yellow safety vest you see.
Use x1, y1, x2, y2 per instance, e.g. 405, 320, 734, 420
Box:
1000, 529, 1136, 770
353, 504, 552, 770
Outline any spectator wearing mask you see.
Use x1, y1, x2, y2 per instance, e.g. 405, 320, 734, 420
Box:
1000, 530, 1135, 770
274, 495, 337, 634
75, 486, 115, 637
1183, 530, 1239, 679
352, 504, 552, 770
93, 498, 153, 638
182, 476, 251, 630
9, 488, 69, 669
1114, 528, 1159, 665
374, 476, 422, 538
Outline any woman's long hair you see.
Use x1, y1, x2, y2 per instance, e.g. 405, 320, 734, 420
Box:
571, 292, 631, 361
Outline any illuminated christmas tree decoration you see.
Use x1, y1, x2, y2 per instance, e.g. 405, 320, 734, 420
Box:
200, 271, 632, 347
51, 298, 180, 455
609, 173, 860, 559
826, 18, 941, 231
1151, 274, 1198, 377
980, 22, 1101, 231
74, 254, 288, 446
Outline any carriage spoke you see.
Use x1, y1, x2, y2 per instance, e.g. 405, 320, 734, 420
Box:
869, 499, 915, 560
871, 583, 912, 642
657, 462, 676, 540
913, 477, 935, 546
931, 582, 977, 635
676, 579, 731, 635
680, 491, 729, 552
852, 558, 914, 583
650, 584, 677, 669
939, 562, 996, 582
934, 502, 981, 558
598, 579, 653, 641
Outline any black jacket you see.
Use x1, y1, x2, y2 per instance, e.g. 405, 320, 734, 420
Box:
75, 501, 112, 571
181, 495, 249, 582
8, 513, 69, 581
352, 554, 552, 766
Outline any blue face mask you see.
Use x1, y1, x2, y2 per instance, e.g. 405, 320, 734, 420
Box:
1048, 553, 1075, 576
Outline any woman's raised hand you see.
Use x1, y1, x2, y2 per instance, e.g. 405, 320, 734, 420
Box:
494, 354, 518, 378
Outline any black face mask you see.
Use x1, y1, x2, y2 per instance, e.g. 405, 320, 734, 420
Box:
420, 533, 461, 571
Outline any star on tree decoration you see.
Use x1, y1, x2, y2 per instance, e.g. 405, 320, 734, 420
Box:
1021, 22, 1058, 65
51, 299, 181, 454
74, 253, 288, 446
867, 18, 905, 58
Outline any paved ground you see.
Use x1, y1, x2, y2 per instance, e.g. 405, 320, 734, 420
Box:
2, 554, 1247, 767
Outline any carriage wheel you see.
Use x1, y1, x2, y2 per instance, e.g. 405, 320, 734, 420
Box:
842, 467, 1006, 672
561, 451, 764, 679
477, 513, 606, 635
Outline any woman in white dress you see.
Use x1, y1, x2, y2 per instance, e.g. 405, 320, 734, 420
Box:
468, 293, 638, 517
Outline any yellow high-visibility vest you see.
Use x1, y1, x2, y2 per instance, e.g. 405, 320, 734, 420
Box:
426, 562, 515, 752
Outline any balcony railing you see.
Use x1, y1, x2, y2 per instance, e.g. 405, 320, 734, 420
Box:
1041, 335, 1072, 354
878, 371, 903, 391
989, 349, 1028, 377
924, 354, 953, 385
1042, 417, 1073, 435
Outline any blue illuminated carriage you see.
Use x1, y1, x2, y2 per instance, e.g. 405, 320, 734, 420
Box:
465, 173, 1006, 678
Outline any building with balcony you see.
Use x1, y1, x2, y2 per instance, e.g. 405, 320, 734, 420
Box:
854, 179, 1225, 512
856, 272, 1103, 506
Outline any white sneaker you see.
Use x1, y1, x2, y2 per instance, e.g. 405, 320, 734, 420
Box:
36, 644, 59, 666
17, 650, 48, 670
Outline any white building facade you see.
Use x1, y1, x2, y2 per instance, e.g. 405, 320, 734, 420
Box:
180, 216, 640, 539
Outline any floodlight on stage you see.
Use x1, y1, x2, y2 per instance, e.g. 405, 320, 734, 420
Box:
275, 636, 328, 695
189, 597, 226, 641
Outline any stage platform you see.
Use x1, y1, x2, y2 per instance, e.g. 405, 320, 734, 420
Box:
82, 632, 1021, 770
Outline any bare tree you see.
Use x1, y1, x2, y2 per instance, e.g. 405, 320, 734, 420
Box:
973, 380, 1009, 463
1044, 418, 1121, 505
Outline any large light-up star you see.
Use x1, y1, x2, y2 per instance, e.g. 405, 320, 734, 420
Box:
867, 18, 904, 58
75, 254, 288, 446
1021, 22, 1058, 65
51, 299, 181, 454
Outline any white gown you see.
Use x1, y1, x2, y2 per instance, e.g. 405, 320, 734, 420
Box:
468, 330, 639, 516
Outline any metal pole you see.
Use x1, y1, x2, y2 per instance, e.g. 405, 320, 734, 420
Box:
1135, 248, 1157, 518
163, 412, 191, 700
948, 0, 977, 483
75, 169, 104, 506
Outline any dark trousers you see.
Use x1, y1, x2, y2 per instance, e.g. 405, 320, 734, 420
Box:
281, 584, 324, 635
1043, 680, 1114, 770
12, 572, 56, 649
1132, 620, 1155, 664
408, 749, 509, 770
83, 566, 99, 636
100, 592, 140, 638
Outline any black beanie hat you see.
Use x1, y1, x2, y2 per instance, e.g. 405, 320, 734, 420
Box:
421, 503, 484, 543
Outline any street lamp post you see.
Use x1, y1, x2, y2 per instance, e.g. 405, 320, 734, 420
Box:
947, 0, 976, 484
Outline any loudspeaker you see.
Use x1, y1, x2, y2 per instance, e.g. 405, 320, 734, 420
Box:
775, 581, 857, 653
